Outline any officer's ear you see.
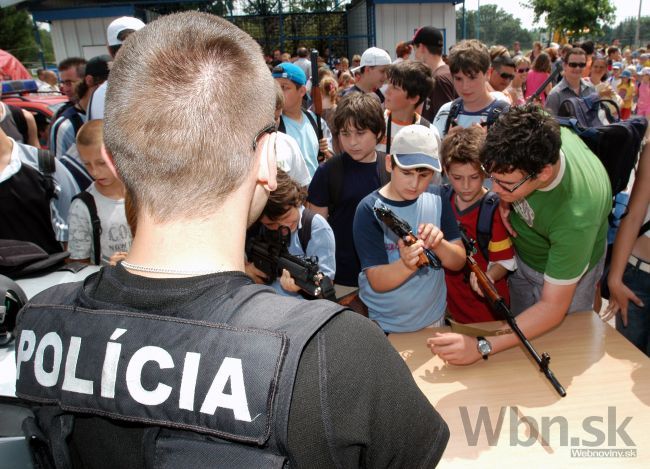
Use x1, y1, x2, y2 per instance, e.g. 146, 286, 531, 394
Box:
100, 145, 121, 181
256, 131, 277, 192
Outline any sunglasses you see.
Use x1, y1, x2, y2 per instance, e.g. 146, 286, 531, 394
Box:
567, 62, 587, 68
517, 68, 530, 73
499, 72, 515, 81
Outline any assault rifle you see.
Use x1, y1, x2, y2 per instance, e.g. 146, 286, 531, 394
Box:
458, 226, 566, 397
310, 49, 325, 162
246, 225, 336, 301
373, 205, 442, 269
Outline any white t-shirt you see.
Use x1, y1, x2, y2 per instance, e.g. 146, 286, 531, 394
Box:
274, 132, 311, 187
68, 183, 132, 264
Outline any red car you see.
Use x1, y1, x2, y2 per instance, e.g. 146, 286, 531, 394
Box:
1, 79, 69, 148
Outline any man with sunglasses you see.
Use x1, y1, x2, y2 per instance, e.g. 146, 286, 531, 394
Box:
488, 54, 516, 94
545, 47, 595, 116
428, 104, 611, 365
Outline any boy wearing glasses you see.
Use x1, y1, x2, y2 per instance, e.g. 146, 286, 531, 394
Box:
432, 40, 510, 138
545, 47, 596, 116
428, 105, 610, 364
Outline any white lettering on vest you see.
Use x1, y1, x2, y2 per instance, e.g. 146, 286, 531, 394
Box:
179, 352, 200, 411
200, 357, 252, 422
62, 336, 93, 394
126, 346, 174, 405
34, 332, 63, 387
15, 329, 36, 380
101, 328, 127, 398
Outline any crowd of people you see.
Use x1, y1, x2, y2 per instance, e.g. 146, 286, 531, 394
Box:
2, 13, 649, 467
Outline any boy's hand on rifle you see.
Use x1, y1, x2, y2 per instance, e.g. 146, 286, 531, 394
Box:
280, 269, 301, 293
245, 261, 268, 284
417, 223, 443, 250
469, 271, 495, 297
319, 138, 333, 160
398, 238, 423, 271
427, 332, 482, 365
109, 251, 128, 266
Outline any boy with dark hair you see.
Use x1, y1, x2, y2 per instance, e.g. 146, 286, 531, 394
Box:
378, 60, 435, 154
273, 62, 333, 176
439, 127, 516, 323
307, 92, 387, 287
432, 39, 510, 138
428, 104, 610, 364
247, 169, 335, 297
353, 125, 466, 332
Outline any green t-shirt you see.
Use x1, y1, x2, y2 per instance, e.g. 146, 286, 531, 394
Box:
510, 128, 612, 283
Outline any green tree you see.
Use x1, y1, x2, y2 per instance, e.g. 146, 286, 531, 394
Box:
0, 7, 38, 63
526, 0, 615, 37
602, 16, 650, 48
456, 4, 533, 49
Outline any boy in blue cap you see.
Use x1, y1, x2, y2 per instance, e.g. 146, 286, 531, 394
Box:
273, 62, 333, 175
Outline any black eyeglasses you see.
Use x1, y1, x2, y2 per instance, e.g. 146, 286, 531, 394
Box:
567, 62, 587, 68
253, 122, 276, 151
499, 72, 515, 81
517, 68, 530, 73
485, 169, 535, 193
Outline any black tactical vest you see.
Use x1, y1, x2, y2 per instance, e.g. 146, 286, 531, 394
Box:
15, 276, 344, 468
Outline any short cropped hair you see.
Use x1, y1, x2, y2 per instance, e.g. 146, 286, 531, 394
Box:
448, 40, 491, 77
104, 12, 275, 222
440, 126, 485, 171
58, 57, 86, 79
76, 119, 103, 147
387, 61, 434, 106
491, 54, 515, 71
333, 93, 385, 142
481, 104, 561, 176
261, 169, 305, 220
566, 47, 586, 60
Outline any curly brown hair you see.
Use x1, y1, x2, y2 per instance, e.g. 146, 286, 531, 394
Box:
261, 169, 306, 220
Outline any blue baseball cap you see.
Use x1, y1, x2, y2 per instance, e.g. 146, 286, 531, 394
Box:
272, 62, 307, 86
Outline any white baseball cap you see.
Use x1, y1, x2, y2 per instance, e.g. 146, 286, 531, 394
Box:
351, 47, 391, 72
391, 125, 442, 172
107, 16, 145, 46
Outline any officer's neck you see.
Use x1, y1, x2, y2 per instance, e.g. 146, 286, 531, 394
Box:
124, 206, 247, 278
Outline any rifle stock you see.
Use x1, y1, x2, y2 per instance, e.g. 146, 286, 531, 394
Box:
461, 228, 566, 397
310, 49, 324, 161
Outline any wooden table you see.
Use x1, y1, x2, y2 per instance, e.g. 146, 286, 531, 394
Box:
388, 312, 650, 468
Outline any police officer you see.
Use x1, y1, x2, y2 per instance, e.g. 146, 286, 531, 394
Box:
15, 12, 449, 468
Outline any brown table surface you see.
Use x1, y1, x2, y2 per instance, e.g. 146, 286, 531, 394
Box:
388, 312, 650, 468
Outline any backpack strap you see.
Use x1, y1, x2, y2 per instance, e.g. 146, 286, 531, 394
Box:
72, 191, 102, 265
59, 154, 93, 191
444, 98, 463, 136
302, 110, 319, 138
419, 116, 431, 128
68, 112, 84, 136
37, 148, 57, 200
476, 191, 499, 261
325, 154, 344, 214
277, 116, 286, 134
297, 207, 315, 253
376, 150, 390, 186
9, 105, 29, 143
485, 100, 510, 128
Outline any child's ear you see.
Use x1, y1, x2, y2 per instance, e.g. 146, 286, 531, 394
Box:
385, 153, 393, 173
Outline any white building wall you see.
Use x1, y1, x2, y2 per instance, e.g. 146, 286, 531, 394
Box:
375, 3, 456, 60
51, 17, 119, 62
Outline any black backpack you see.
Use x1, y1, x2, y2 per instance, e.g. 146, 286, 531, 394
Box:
71, 191, 102, 265
443, 98, 510, 136
8, 105, 29, 143
441, 184, 499, 261
556, 116, 647, 196
557, 92, 619, 128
